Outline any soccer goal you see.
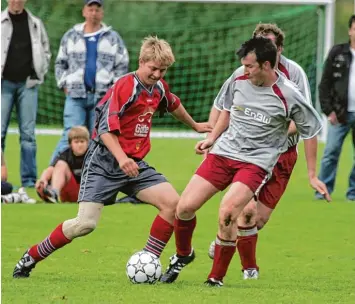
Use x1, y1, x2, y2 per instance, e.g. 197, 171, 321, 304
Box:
11, 0, 335, 140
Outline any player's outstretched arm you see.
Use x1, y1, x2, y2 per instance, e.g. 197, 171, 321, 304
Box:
303, 136, 331, 202
195, 110, 230, 154
171, 104, 212, 133
208, 106, 221, 128
100, 132, 139, 177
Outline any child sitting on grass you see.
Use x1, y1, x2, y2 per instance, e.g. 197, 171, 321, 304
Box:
36, 126, 89, 203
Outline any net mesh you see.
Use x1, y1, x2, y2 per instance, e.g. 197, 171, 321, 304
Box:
5, 0, 320, 129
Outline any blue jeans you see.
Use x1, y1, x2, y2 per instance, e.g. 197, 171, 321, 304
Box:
317, 112, 355, 199
1, 79, 38, 187
50, 93, 97, 163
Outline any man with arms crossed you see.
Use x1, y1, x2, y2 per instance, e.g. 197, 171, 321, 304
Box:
160, 37, 329, 287
209, 23, 316, 280
13, 36, 211, 278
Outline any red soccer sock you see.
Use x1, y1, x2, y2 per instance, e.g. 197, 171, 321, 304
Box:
237, 225, 259, 271
174, 216, 196, 256
208, 235, 236, 281
28, 223, 72, 262
144, 215, 174, 257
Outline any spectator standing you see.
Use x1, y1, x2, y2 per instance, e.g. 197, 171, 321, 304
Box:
1, 0, 51, 187
317, 15, 355, 200
51, 0, 129, 162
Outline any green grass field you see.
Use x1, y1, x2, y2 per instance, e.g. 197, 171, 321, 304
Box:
2, 134, 355, 304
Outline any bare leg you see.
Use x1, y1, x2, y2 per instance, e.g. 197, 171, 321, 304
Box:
208, 182, 254, 282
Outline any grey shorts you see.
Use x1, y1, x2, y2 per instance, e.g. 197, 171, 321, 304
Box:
78, 142, 168, 205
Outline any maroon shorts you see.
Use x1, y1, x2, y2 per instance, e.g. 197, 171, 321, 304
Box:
258, 145, 298, 209
60, 173, 80, 203
195, 154, 268, 193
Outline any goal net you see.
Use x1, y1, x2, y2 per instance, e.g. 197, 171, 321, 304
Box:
7, 0, 333, 137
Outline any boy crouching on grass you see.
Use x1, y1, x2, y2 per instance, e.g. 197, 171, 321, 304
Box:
36, 126, 89, 203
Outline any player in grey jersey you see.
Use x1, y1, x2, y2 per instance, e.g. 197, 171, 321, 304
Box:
207, 24, 321, 280
160, 37, 330, 287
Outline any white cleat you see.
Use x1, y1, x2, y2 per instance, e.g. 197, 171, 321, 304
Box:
208, 240, 215, 259
18, 187, 37, 204
243, 268, 259, 280
1, 193, 22, 203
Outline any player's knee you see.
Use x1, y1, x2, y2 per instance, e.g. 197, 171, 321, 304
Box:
218, 217, 235, 240
161, 195, 179, 213
70, 217, 97, 238
176, 200, 196, 220
240, 205, 257, 224
256, 215, 268, 230
219, 206, 236, 229
78, 218, 97, 235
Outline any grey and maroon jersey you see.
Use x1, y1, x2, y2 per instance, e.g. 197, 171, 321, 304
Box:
210, 72, 322, 174
213, 55, 312, 147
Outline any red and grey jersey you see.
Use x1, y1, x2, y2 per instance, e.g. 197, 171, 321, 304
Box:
92, 73, 181, 159
213, 55, 313, 147
210, 72, 322, 174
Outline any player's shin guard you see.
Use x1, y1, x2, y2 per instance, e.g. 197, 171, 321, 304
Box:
174, 215, 196, 256
28, 223, 72, 262
236, 225, 259, 271
144, 215, 174, 257
208, 236, 236, 282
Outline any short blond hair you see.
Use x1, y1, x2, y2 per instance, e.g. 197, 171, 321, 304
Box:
68, 126, 90, 144
252, 23, 285, 47
139, 36, 175, 66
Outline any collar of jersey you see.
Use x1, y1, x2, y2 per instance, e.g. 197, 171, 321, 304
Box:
133, 72, 156, 94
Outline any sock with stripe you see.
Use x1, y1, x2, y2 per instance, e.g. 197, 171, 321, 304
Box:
144, 215, 174, 257
28, 223, 72, 262
208, 235, 236, 281
174, 215, 196, 257
236, 225, 259, 270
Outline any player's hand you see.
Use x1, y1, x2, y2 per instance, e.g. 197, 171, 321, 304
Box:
195, 138, 214, 155
193, 122, 213, 133
327, 111, 338, 125
63, 88, 68, 95
203, 149, 209, 159
119, 157, 139, 178
309, 177, 331, 202
35, 180, 47, 190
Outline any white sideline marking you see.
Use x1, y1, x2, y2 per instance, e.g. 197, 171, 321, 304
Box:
8, 127, 326, 142
7, 127, 205, 139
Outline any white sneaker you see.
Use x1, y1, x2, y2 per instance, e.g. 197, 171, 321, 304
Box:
18, 187, 36, 204
1, 193, 22, 203
243, 268, 259, 280
208, 240, 215, 259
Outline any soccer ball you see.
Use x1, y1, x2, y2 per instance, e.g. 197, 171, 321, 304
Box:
126, 250, 162, 284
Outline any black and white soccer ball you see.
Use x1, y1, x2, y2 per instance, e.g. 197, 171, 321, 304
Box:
126, 250, 162, 284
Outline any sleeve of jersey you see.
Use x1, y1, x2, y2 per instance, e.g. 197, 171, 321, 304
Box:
290, 65, 312, 105
213, 74, 234, 111
289, 90, 323, 139
161, 80, 181, 112
222, 81, 235, 112
97, 84, 122, 136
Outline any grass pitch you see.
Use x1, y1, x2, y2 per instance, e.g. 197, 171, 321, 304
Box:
2, 134, 355, 303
